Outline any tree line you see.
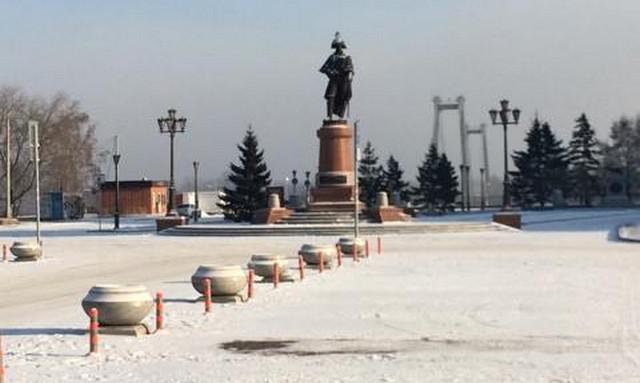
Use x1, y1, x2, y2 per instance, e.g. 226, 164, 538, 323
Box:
219, 112, 640, 221
0, 87, 101, 215
218, 128, 460, 221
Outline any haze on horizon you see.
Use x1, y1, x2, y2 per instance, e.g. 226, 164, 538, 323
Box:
2, 0, 639, 191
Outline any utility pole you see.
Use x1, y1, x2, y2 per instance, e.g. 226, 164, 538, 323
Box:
193, 161, 199, 222
28, 121, 41, 246
113, 136, 121, 230
353, 120, 360, 239
5, 114, 11, 218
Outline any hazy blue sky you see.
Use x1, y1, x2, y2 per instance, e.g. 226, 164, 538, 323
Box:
2, 0, 640, 190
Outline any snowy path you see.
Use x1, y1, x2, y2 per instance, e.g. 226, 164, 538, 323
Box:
0, 212, 640, 381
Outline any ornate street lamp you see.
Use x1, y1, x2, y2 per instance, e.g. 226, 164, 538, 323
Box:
488, 100, 520, 210
193, 160, 200, 222
113, 136, 121, 230
157, 109, 186, 216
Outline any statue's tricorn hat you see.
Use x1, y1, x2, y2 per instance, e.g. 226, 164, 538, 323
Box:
331, 32, 347, 49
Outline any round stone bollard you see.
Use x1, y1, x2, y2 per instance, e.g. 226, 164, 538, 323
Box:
268, 193, 281, 209
376, 191, 389, 207
191, 265, 248, 297
10, 241, 42, 262
299, 244, 336, 268
338, 237, 366, 257
81, 284, 153, 326
248, 253, 289, 281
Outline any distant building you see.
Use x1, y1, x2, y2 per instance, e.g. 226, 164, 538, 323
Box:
100, 180, 168, 215
177, 191, 222, 214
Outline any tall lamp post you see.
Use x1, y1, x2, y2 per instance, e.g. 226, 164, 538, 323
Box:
353, 119, 360, 239
489, 100, 520, 210
157, 109, 187, 216
113, 136, 121, 230
28, 121, 41, 247
192, 161, 199, 222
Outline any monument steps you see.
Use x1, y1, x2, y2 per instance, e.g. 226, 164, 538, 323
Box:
161, 222, 508, 237
305, 202, 364, 213
277, 210, 370, 225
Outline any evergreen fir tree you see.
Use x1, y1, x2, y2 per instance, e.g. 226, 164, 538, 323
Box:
567, 113, 600, 206
434, 153, 459, 212
413, 144, 440, 210
511, 118, 542, 207
511, 118, 569, 207
217, 127, 271, 222
600, 116, 640, 201
382, 155, 410, 203
358, 141, 384, 207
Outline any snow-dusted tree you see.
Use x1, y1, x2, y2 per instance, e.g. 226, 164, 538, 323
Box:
413, 144, 439, 210
358, 141, 384, 207
217, 127, 271, 222
381, 155, 409, 203
434, 153, 459, 211
511, 118, 569, 207
567, 113, 600, 206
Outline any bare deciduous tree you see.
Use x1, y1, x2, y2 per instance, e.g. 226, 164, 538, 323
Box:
0, 86, 100, 215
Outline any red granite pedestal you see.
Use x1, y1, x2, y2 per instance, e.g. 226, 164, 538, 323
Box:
156, 216, 187, 231
492, 211, 521, 229
310, 120, 355, 206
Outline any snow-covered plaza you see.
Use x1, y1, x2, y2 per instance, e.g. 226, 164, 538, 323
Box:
1, 209, 639, 382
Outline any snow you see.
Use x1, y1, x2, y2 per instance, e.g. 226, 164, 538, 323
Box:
0, 209, 639, 382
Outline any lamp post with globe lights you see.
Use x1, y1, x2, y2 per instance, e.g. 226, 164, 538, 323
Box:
489, 100, 520, 210
157, 109, 186, 216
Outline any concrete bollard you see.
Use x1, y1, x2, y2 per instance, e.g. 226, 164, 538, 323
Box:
273, 263, 279, 288
155, 291, 164, 331
247, 270, 254, 300
89, 307, 99, 354
298, 255, 305, 280
203, 279, 212, 313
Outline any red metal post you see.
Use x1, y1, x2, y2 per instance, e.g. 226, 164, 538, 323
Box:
319, 252, 324, 273
336, 244, 342, 267
2, 244, 7, 262
365, 240, 370, 258
298, 255, 305, 280
89, 307, 99, 354
377, 236, 382, 255
0, 335, 5, 383
155, 291, 164, 331
203, 279, 212, 313
247, 270, 254, 300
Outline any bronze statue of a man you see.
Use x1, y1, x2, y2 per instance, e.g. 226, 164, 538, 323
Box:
319, 32, 354, 120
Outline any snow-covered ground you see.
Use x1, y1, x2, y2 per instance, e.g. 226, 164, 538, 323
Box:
0, 209, 639, 382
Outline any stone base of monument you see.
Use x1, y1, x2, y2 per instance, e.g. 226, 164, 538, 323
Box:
156, 216, 187, 231
0, 218, 18, 225
97, 323, 151, 337
370, 207, 411, 223
310, 186, 354, 203
252, 207, 293, 224
492, 211, 522, 229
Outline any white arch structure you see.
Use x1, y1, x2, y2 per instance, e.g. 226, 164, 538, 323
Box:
431, 96, 490, 210
432, 96, 469, 210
